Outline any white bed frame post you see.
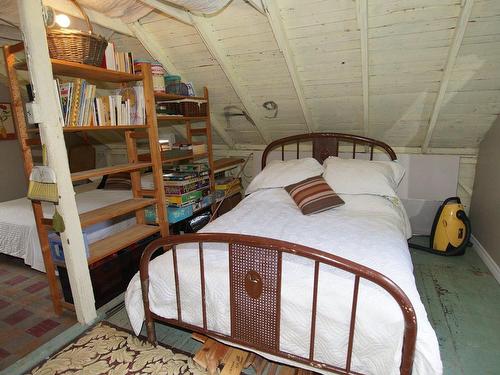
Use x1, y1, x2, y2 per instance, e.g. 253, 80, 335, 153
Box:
16, 0, 97, 324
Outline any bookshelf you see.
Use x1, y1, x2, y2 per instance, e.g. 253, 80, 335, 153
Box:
153, 86, 216, 228
4, 43, 168, 314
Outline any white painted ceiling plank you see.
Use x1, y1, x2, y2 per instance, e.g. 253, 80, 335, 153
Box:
190, 13, 271, 144
356, 0, 369, 137
262, 0, 313, 133
128, 21, 235, 148
422, 0, 475, 153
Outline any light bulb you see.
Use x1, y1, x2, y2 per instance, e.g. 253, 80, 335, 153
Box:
55, 14, 70, 28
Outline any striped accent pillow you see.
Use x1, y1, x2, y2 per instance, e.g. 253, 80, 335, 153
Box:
285, 176, 345, 215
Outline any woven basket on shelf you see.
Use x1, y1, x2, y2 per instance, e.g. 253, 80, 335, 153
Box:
46, 0, 107, 66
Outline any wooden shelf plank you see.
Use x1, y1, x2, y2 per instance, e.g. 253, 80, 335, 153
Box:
138, 152, 209, 163
157, 115, 208, 122
15, 59, 143, 83
71, 162, 152, 182
79, 198, 156, 228
64, 125, 148, 132
27, 125, 148, 133
155, 92, 206, 101
87, 224, 160, 265
214, 158, 245, 173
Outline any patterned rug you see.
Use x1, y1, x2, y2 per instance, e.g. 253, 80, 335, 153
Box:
0, 254, 76, 370
29, 322, 207, 374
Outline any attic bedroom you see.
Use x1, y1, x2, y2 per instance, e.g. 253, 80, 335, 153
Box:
0, 0, 498, 374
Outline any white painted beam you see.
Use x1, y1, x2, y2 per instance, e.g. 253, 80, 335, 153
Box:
18, 0, 96, 324
213, 143, 479, 156
43, 0, 134, 36
128, 21, 177, 74
127, 21, 235, 148
422, 0, 475, 153
190, 13, 271, 144
262, 0, 313, 133
356, 0, 369, 137
139, 0, 193, 25
246, 0, 265, 14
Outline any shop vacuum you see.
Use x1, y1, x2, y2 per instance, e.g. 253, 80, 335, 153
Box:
408, 197, 471, 256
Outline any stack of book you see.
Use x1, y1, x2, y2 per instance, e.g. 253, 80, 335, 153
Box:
103, 42, 135, 74
55, 79, 145, 127
163, 164, 210, 208
155, 164, 213, 224
215, 176, 241, 202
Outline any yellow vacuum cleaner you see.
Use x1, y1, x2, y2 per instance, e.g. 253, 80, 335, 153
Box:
408, 197, 471, 256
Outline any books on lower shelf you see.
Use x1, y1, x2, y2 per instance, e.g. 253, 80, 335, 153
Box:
145, 194, 213, 225
55, 79, 145, 127
163, 163, 212, 209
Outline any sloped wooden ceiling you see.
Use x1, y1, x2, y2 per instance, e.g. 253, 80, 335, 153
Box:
1, 0, 499, 151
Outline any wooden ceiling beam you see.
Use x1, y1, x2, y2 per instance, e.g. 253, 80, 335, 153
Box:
422, 0, 475, 153
262, 0, 313, 133
190, 13, 271, 144
43, 0, 134, 36
356, 0, 369, 137
138, 0, 193, 25
246, 0, 265, 14
128, 21, 235, 148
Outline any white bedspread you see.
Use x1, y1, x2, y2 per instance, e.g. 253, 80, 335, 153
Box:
0, 190, 134, 272
125, 189, 442, 374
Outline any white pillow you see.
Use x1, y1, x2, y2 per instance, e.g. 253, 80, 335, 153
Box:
246, 158, 324, 195
322, 157, 405, 197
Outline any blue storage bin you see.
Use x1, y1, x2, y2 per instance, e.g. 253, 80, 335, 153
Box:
49, 232, 90, 262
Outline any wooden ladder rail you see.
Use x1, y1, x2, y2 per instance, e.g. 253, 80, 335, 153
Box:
141, 63, 169, 236
185, 88, 215, 210
3, 43, 63, 314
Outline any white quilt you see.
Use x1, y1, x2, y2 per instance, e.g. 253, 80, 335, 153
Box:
0, 189, 135, 272
125, 189, 442, 374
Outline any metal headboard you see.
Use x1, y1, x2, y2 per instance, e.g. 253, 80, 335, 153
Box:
261, 133, 397, 169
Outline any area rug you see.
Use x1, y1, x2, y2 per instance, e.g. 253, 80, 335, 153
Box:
0, 254, 76, 370
28, 322, 208, 374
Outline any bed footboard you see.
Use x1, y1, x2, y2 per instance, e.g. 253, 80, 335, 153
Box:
139, 233, 417, 375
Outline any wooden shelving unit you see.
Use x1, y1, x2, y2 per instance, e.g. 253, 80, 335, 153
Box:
154, 86, 216, 225
3, 43, 168, 314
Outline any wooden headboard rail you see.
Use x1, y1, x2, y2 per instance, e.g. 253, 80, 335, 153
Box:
261, 133, 397, 169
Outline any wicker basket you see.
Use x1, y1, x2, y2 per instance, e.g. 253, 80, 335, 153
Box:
46, 0, 107, 66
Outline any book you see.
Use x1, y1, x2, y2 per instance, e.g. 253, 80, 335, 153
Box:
164, 182, 210, 195
163, 176, 209, 187
68, 78, 82, 127
166, 190, 204, 206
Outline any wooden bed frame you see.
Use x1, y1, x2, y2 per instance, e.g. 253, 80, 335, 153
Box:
139, 133, 416, 375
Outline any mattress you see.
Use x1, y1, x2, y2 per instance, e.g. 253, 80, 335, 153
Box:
0, 189, 135, 272
125, 189, 442, 374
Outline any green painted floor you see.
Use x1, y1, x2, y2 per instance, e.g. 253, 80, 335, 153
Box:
410, 242, 500, 375
4, 243, 500, 375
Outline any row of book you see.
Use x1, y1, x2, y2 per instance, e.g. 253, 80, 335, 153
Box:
103, 42, 135, 74
55, 79, 145, 127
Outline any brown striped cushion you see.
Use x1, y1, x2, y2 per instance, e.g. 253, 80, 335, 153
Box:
285, 175, 345, 215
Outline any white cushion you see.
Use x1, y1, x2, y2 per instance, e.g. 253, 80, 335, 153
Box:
322, 157, 405, 197
246, 158, 324, 195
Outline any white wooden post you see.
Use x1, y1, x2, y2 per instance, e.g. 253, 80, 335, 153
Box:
17, 0, 96, 324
